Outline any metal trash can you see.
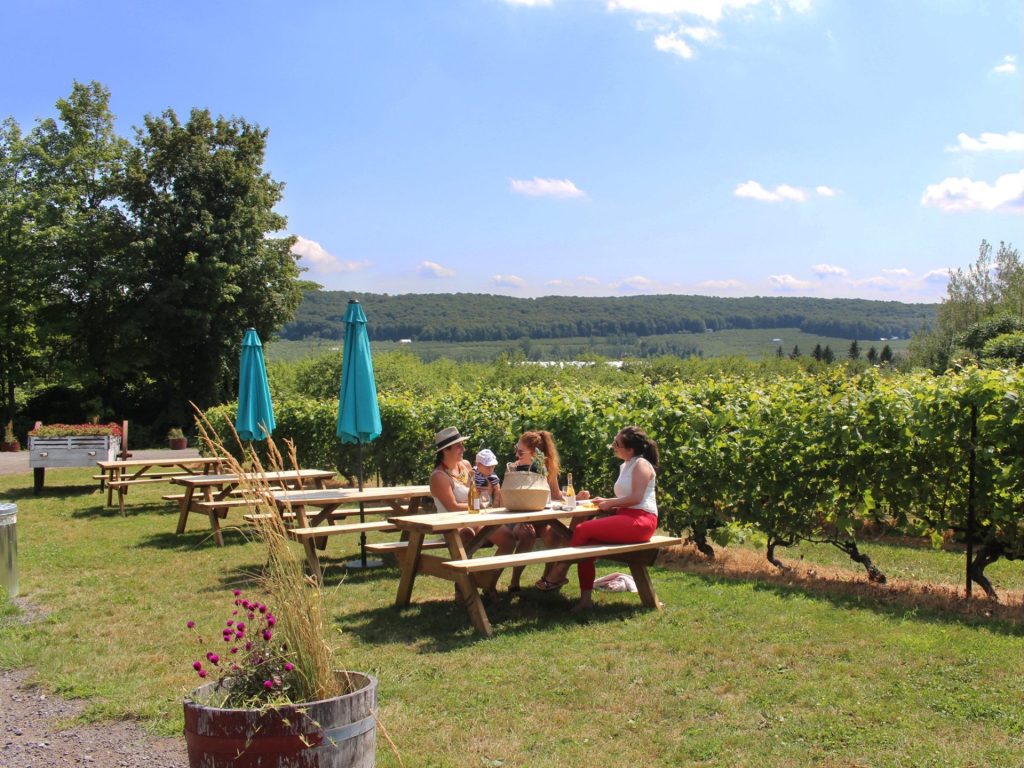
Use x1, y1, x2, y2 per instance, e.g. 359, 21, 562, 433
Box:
0, 503, 17, 598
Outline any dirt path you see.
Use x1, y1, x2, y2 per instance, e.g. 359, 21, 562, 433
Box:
0, 666, 187, 767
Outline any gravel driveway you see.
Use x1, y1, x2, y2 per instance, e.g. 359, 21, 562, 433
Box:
2, 449, 196, 766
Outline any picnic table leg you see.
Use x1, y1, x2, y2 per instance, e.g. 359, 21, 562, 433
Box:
118, 485, 128, 517
105, 471, 113, 505
446, 532, 493, 636
176, 488, 195, 534
303, 538, 324, 585
394, 531, 424, 607
627, 556, 662, 610
208, 507, 224, 547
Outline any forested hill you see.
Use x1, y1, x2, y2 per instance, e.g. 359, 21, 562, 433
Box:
281, 291, 937, 343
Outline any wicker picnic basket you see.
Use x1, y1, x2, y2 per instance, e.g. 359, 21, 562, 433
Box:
500, 469, 550, 511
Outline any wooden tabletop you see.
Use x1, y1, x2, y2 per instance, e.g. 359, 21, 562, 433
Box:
271, 485, 431, 506
388, 503, 600, 534
96, 456, 225, 470
171, 469, 335, 487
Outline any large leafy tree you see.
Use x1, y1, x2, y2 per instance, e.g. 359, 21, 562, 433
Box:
0, 118, 44, 428
910, 240, 1022, 371
28, 82, 139, 396
124, 108, 302, 425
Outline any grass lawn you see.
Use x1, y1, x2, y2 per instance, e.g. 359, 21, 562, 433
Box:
0, 467, 1022, 767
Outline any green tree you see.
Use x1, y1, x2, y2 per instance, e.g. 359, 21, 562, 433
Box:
28, 81, 138, 399
811, 343, 823, 361
879, 344, 893, 364
910, 240, 1022, 370
822, 345, 835, 364
848, 339, 860, 360
124, 107, 303, 424
866, 346, 878, 364
0, 118, 44, 427
789, 345, 801, 359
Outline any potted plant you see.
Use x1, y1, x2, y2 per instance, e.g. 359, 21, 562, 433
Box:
182, 419, 379, 767
27, 422, 122, 493
0, 422, 19, 452
167, 427, 188, 450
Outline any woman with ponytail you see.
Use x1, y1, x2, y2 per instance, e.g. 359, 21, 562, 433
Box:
543, 426, 660, 611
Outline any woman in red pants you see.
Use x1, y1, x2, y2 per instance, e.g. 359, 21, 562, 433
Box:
545, 426, 659, 612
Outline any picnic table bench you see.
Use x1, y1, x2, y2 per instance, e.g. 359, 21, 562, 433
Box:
171, 469, 335, 546
97, 457, 226, 515
387, 505, 681, 636
268, 486, 432, 582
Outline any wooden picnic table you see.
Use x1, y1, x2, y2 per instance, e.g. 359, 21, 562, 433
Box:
96, 456, 227, 516
386, 504, 683, 636
268, 485, 433, 582
171, 469, 335, 546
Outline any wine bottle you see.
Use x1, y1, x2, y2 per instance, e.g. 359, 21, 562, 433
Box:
467, 470, 481, 514
564, 472, 576, 511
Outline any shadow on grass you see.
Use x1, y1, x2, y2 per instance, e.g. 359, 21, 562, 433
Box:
665, 548, 1024, 638
339, 586, 647, 651
70, 500, 179, 520
135, 528, 254, 551
2, 484, 99, 501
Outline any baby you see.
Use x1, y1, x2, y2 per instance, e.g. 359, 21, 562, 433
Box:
474, 449, 501, 508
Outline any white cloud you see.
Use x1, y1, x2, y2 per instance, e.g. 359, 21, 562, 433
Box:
418, 260, 456, 278
509, 177, 588, 199
921, 169, 1024, 213
769, 274, 811, 290
992, 54, 1017, 75
655, 33, 695, 58
881, 268, 913, 278
923, 268, 951, 284
617, 275, 657, 291
608, 0, 811, 59
492, 274, 528, 289
734, 180, 808, 202
815, 185, 838, 197
949, 131, 1024, 152
811, 263, 847, 278
578, 275, 602, 285
291, 236, 369, 273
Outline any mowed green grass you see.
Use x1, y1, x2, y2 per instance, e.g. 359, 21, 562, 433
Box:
0, 467, 1022, 767
265, 327, 909, 364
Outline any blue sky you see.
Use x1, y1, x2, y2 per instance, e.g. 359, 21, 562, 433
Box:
5, 0, 1022, 302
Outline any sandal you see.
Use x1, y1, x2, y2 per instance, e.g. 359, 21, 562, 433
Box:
535, 577, 568, 592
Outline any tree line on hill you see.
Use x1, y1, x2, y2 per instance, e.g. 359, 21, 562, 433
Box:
283, 292, 936, 344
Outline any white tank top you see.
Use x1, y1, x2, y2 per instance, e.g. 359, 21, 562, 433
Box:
613, 456, 658, 517
432, 464, 469, 513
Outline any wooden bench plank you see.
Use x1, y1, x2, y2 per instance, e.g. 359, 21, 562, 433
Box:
365, 539, 447, 553
442, 536, 681, 573
289, 521, 398, 538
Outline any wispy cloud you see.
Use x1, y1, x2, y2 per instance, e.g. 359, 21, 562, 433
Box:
735, 181, 807, 202
291, 236, 369, 273
882, 268, 913, 278
697, 278, 745, 291
948, 131, 1024, 153
815, 185, 838, 197
921, 169, 1024, 213
509, 177, 588, 199
617, 275, 657, 292
418, 260, 456, 278
923, 268, 951, 284
492, 274, 528, 289
769, 274, 812, 291
992, 54, 1017, 75
811, 263, 847, 278
608, 0, 812, 59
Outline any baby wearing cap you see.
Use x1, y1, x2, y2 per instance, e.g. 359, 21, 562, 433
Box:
474, 448, 501, 508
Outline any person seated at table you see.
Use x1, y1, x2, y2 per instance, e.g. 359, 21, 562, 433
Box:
430, 428, 532, 593
509, 430, 589, 592
542, 426, 659, 612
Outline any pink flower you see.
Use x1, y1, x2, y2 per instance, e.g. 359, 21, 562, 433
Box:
193, 661, 203, 671
233, 589, 241, 597
284, 663, 294, 673
198, 670, 208, 678
263, 680, 274, 690
186, 620, 195, 629
262, 630, 272, 641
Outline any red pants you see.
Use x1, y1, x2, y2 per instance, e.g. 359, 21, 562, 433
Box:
570, 508, 657, 591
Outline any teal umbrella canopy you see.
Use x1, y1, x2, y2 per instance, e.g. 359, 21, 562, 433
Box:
235, 328, 276, 441
337, 300, 382, 445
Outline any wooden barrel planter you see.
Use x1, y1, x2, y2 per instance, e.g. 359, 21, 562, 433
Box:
183, 671, 377, 767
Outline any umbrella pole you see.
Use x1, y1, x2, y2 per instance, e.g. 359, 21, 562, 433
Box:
347, 440, 383, 570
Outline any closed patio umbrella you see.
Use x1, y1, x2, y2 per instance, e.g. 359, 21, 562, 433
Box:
337, 300, 383, 568
235, 328, 276, 441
